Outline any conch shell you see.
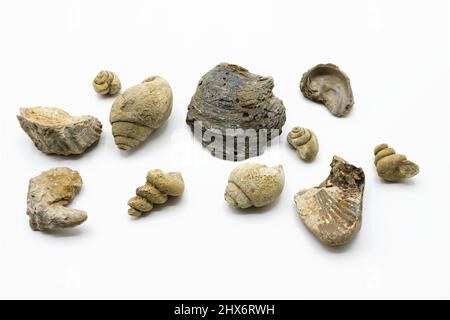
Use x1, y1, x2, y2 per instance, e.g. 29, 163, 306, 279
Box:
300, 64, 354, 117
17, 107, 102, 156
225, 163, 284, 209
110, 76, 173, 151
128, 169, 185, 217
287, 126, 319, 161
294, 156, 365, 246
374, 143, 419, 182
26, 167, 87, 231
93, 70, 121, 96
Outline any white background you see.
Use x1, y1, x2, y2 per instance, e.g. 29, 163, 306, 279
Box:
0, 0, 449, 299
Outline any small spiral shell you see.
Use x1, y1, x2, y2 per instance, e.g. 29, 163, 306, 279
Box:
128, 169, 184, 217
374, 143, 419, 182
287, 126, 319, 161
93, 70, 121, 96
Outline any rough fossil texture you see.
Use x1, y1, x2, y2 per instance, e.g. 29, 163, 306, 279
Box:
225, 163, 284, 209
128, 169, 185, 217
17, 107, 102, 156
287, 126, 319, 162
110, 76, 173, 151
374, 143, 420, 182
26, 167, 87, 231
294, 156, 365, 246
93, 70, 121, 96
186, 63, 286, 161
300, 64, 354, 117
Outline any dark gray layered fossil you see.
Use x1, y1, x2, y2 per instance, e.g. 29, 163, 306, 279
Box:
300, 64, 354, 117
186, 63, 286, 161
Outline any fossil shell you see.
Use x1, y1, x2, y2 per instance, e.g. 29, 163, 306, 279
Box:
287, 126, 319, 161
225, 163, 284, 209
186, 63, 286, 161
300, 64, 354, 117
17, 107, 102, 156
26, 167, 87, 231
93, 70, 121, 96
294, 156, 365, 246
374, 143, 419, 182
110, 76, 173, 151
128, 169, 184, 217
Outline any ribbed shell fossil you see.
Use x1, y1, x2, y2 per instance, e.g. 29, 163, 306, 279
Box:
93, 70, 121, 96
17, 107, 102, 156
374, 143, 420, 182
110, 76, 173, 151
300, 64, 354, 117
186, 63, 286, 161
225, 163, 284, 209
128, 169, 185, 217
287, 126, 319, 161
294, 156, 365, 246
26, 167, 87, 231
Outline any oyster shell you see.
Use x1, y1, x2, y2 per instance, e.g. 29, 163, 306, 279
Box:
374, 143, 419, 182
110, 76, 173, 151
294, 156, 365, 246
186, 63, 286, 161
300, 64, 354, 117
287, 126, 319, 161
26, 167, 87, 231
17, 107, 102, 156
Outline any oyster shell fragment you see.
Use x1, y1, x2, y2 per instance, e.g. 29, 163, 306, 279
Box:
294, 156, 365, 246
17, 107, 102, 156
26, 167, 87, 231
186, 63, 286, 161
300, 64, 354, 117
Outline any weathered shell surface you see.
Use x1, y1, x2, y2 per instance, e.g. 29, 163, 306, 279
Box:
300, 64, 354, 117
294, 156, 365, 246
186, 63, 286, 161
17, 107, 102, 156
374, 143, 419, 182
93, 70, 121, 96
128, 169, 184, 217
225, 163, 284, 209
287, 126, 319, 161
26, 167, 87, 231
110, 76, 173, 151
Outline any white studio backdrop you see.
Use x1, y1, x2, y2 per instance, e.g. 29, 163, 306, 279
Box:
0, 0, 449, 299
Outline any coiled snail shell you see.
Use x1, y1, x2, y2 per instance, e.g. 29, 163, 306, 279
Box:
93, 70, 121, 96
374, 143, 420, 182
287, 126, 319, 161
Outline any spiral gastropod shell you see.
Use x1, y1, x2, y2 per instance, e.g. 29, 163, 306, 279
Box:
374, 143, 419, 182
287, 126, 319, 161
93, 70, 121, 96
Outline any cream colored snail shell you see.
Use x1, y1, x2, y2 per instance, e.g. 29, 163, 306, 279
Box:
374, 143, 420, 182
93, 70, 121, 96
287, 126, 319, 161
225, 163, 285, 209
128, 169, 185, 217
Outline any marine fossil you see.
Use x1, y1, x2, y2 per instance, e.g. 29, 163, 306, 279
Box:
110, 76, 173, 151
300, 64, 354, 117
225, 163, 284, 209
287, 126, 319, 161
294, 156, 365, 246
17, 107, 102, 156
374, 143, 420, 182
26, 167, 87, 231
186, 63, 286, 161
93, 70, 121, 96
128, 169, 185, 217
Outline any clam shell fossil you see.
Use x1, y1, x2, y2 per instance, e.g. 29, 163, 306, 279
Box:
17, 107, 102, 156
93, 70, 121, 96
225, 163, 284, 209
300, 64, 354, 117
110, 76, 173, 151
294, 156, 365, 246
26, 167, 87, 231
128, 169, 185, 217
186, 63, 286, 161
287, 126, 319, 161
374, 143, 419, 182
